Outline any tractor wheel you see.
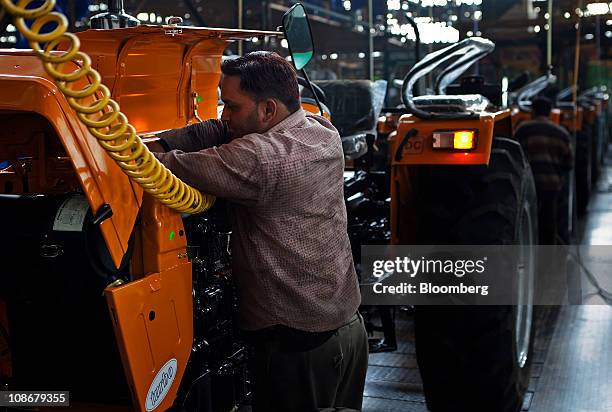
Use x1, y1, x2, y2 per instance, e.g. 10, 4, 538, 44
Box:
575, 129, 592, 216
411, 137, 538, 412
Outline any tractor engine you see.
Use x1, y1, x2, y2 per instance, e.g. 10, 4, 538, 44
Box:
0, 192, 249, 410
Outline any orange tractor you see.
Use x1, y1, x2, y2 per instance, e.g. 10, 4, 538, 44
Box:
0, 1, 540, 412
384, 38, 538, 412
0, 1, 300, 411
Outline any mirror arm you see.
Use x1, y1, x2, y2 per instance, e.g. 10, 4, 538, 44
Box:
300, 68, 325, 117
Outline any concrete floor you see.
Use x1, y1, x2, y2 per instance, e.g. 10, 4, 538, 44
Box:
363, 151, 612, 412
529, 158, 612, 412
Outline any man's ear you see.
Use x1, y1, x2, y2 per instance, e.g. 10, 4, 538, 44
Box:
261, 98, 278, 123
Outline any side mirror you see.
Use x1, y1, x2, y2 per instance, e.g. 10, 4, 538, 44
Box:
282, 3, 314, 71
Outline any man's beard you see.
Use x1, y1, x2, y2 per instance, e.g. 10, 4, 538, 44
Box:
229, 108, 262, 140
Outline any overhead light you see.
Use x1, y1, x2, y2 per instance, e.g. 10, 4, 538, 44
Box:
466, 30, 473, 37
586, 3, 610, 15
544, 12, 550, 19
330, 53, 339, 60
372, 51, 382, 58
455, 0, 482, 5
280, 39, 288, 48
387, 0, 401, 11
585, 33, 595, 40
422, 0, 447, 6
606, 31, 612, 37
534, 25, 541, 33
358, 52, 366, 58
564, 12, 571, 19
544, 23, 550, 30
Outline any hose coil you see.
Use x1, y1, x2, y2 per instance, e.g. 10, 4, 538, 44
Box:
0, 0, 215, 214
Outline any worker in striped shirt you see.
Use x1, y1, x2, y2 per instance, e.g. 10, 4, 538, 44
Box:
515, 96, 574, 244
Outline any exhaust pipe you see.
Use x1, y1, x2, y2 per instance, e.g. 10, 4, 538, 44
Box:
89, 0, 140, 29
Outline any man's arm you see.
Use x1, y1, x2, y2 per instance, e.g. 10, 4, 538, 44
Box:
151, 119, 230, 153
153, 136, 265, 206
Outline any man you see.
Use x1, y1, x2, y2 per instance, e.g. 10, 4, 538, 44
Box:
515, 96, 574, 244
149, 51, 368, 411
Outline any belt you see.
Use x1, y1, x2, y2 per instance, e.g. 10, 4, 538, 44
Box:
243, 312, 361, 352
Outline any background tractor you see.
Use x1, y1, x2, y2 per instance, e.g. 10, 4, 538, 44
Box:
386, 37, 539, 412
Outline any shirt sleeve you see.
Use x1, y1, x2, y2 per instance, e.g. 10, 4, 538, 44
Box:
153, 135, 264, 206
561, 130, 575, 172
157, 119, 230, 152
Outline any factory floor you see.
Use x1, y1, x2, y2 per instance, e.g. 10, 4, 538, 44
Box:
29, 151, 612, 412
363, 151, 612, 412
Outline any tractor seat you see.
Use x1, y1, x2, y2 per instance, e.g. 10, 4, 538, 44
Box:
309, 80, 380, 137
412, 94, 490, 114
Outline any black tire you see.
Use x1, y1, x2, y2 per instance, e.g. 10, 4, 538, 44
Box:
411, 137, 538, 412
575, 128, 592, 216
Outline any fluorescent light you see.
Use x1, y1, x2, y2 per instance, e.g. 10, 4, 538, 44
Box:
586, 3, 610, 15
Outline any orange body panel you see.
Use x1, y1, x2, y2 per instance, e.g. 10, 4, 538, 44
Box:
377, 114, 400, 135
302, 100, 331, 120
511, 107, 563, 131
0, 60, 142, 268
511, 108, 532, 130
0, 26, 279, 267
105, 196, 192, 412
585, 106, 597, 125
550, 108, 561, 125
389, 109, 511, 244
390, 110, 511, 166
1, 24, 282, 411
559, 106, 583, 133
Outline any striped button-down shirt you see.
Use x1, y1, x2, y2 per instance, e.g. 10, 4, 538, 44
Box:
154, 109, 361, 332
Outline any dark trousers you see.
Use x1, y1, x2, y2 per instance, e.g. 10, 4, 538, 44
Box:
538, 190, 560, 244
246, 313, 368, 412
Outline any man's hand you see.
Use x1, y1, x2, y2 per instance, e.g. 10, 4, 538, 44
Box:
143, 138, 167, 153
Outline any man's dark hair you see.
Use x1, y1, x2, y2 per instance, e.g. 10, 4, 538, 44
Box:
532, 96, 553, 117
221, 51, 301, 113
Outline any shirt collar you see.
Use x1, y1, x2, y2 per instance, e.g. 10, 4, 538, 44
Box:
267, 109, 306, 134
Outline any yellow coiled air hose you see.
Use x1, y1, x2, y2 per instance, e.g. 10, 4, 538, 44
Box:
0, 0, 215, 214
